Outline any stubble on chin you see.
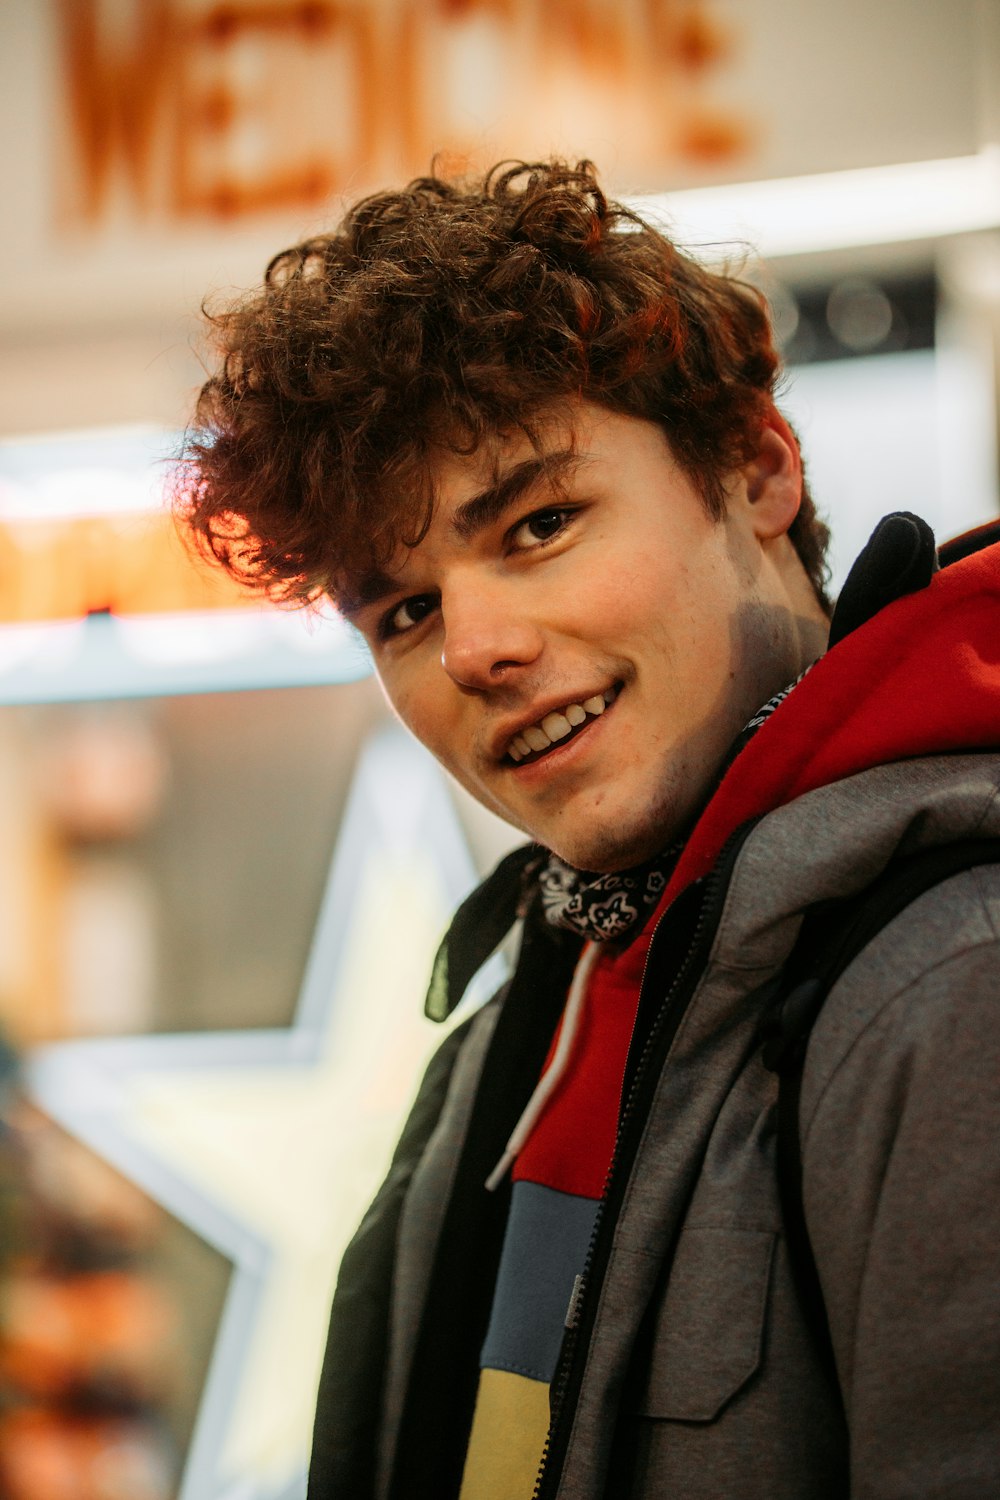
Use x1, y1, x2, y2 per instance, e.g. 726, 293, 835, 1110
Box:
544, 784, 687, 874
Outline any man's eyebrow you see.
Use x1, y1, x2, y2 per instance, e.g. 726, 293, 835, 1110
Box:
338, 449, 585, 618
338, 568, 399, 619
450, 450, 584, 541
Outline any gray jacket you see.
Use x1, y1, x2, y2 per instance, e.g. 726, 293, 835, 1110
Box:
310, 751, 1000, 1499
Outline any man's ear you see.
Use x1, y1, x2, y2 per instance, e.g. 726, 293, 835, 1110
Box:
740, 410, 802, 540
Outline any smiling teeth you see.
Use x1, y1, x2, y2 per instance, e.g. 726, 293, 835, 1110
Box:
507, 687, 618, 761
541, 712, 572, 741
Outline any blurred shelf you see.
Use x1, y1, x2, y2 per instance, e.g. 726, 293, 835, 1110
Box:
0, 609, 372, 705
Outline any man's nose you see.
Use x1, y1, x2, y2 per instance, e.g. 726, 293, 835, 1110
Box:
440, 582, 543, 690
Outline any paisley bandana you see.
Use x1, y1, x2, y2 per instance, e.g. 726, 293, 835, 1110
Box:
537, 847, 682, 943
536, 667, 812, 946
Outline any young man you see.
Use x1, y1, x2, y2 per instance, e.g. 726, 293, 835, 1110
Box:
180, 161, 1000, 1499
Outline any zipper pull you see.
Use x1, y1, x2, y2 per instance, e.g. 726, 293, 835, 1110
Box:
565, 1273, 585, 1331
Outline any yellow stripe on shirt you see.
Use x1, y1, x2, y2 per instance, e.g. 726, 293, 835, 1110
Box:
459, 1366, 550, 1500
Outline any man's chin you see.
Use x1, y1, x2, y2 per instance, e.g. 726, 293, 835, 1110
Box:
543, 823, 673, 875
475, 778, 684, 873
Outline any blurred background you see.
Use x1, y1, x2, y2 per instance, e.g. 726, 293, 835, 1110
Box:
0, 1, 998, 1496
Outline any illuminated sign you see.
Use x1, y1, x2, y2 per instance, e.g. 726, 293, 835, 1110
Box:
0, 426, 250, 622
0, 426, 369, 701
57, 0, 748, 225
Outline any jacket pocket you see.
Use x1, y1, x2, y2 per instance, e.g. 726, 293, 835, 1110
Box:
635, 1226, 775, 1422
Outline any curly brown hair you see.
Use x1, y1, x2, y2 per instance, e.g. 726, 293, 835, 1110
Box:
178, 159, 829, 607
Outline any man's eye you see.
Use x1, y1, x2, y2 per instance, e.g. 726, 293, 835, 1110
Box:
382, 594, 436, 639
511, 507, 573, 548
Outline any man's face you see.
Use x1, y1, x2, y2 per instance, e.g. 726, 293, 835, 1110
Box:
351, 403, 808, 872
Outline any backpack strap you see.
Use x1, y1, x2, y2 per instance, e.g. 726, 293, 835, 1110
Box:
760, 838, 1000, 1395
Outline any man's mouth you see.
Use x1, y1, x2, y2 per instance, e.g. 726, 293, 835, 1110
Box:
505, 684, 620, 765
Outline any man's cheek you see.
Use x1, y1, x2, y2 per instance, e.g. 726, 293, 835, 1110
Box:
395, 693, 453, 763
378, 671, 418, 729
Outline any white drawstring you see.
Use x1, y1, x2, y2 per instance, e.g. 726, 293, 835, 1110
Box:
485, 942, 601, 1192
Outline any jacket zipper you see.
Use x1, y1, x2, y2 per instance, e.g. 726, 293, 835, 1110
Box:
531, 822, 757, 1500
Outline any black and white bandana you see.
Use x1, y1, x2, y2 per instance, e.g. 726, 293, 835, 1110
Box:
537, 847, 682, 944
536, 664, 815, 947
